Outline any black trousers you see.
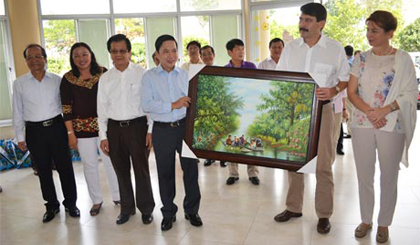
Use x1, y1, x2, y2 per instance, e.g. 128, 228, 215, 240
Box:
337, 123, 344, 152
152, 121, 201, 218
107, 117, 155, 215
25, 115, 77, 210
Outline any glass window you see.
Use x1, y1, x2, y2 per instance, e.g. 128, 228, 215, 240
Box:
114, 0, 176, 14
78, 19, 110, 69
211, 15, 240, 66
0, 0, 5, 15
181, 16, 210, 63
40, 0, 110, 15
145, 17, 176, 68
0, 21, 12, 120
43, 20, 75, 75
115, 18, 146, 68
180, 0, 241, 11
250, 7, 300, 64
250, 0, 320, 3
251, 0, 287, 2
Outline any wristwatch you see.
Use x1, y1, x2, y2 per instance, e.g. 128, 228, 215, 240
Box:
390, 103, 397, 112
335, 85, 340, 94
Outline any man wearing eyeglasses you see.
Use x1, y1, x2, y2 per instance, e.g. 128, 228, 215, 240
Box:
13, 44, 79, 223
97, 34, 155, 225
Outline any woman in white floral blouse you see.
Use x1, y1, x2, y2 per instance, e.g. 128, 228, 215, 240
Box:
348, 11, 418, 243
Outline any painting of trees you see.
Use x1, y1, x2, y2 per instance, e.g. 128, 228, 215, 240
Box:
190, 70, 318, 164
192, 75, 314, 159
193, 75, 243, 150
248, 81, 314, 154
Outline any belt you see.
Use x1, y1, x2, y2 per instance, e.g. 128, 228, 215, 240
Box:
154, 118, 186, 128
109, 116, 146, 127
323, 100, 331, 104
25, 115, 62, 128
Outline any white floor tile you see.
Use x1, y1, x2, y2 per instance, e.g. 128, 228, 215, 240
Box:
2, 111, 420, 244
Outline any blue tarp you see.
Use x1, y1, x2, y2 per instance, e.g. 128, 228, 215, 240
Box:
0, 138, 81, 171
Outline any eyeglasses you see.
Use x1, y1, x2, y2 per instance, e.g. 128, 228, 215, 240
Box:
110, 49, 129, 55
26, 55, 44, 61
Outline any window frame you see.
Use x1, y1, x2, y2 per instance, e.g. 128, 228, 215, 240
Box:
0, 0, 16, 126
38, 0, 243, 69
247, 0, 314, 64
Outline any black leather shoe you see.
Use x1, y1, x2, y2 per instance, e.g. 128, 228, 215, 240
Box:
317, 218, 331, 234
204, 159, 215, 166
226, 177, 239, 185
249, 177, 260, 185
185, 213, 203, 227
141, 214, 153, 224
220, 161, 227, 167
65, 206, 80, 217
274, 210, 302, 222
161, 216, 176, 231
116, 212, 135, 225
43, 208, 60, 223
343, 134, 351, 139
337, 149, 345, 155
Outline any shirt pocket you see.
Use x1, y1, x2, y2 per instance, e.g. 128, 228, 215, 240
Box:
129, 80, 142, 102
314, 63, 334, 77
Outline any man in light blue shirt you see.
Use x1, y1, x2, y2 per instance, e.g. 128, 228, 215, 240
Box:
141, 34, 202, 232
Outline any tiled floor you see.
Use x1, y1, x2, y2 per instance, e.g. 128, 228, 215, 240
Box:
1, 113, 420, 245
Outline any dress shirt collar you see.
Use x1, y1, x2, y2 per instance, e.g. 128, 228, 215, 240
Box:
298, 34, 327, 49
157, 64, 181, 74
189, 58, 204, 64
27, 70, 54, 81
111, 61, 135, 73
268, 56, 279, 63
227, 60, 246, 68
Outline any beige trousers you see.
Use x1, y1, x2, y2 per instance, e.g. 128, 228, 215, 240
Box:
286, 102, 341, 218
228, 163, 259, 178
351, 128, 405, 227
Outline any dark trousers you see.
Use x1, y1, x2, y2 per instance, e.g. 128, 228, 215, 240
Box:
25, 116, 77, 210
337, 123, 344, 152
152, 121, 201, 218
107, 117, 155, 215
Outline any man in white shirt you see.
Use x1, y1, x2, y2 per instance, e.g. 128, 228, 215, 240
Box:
258, 38, 284, 70
181, 40, 204, 71
274, 3, 350, 234
98, 34, 155, 225
13, 44, 79, 223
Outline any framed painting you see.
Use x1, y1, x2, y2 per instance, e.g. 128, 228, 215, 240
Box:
185, 66, 323, 171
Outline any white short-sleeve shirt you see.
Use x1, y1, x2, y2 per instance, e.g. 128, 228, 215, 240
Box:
258, 57, 277, 70
276, 35, 350, 88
